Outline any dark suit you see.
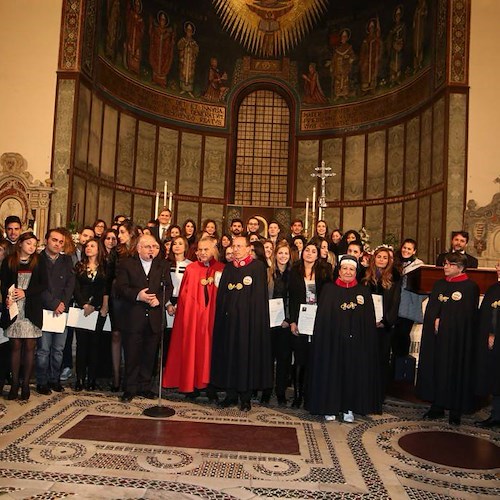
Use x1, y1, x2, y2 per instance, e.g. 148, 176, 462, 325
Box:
436, 251, 478, 269
115, 255, 172, 394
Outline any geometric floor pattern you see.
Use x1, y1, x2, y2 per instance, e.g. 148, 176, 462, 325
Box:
0, 389, 499, 499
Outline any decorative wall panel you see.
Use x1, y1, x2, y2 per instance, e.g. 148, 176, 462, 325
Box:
177, 201, 200, 228
179, 133, 202, 197
116, 114, 136, 186
133, 193, 153, 227
321, 138, 342, 201
403, 199, 418, 241
101, 105, 118, 180
365, 205, 384, 248
344, 136, 364, 201
114, 190, 132, 219
296, 140, 319, 202
418, 196, 431, 263
342, 207, 363, 234
387, 125, 404, 198
405, 117, 420, 194
430, 191, 444, 258
88, 96, 103, 177
136, 121, 156, 191
157, 127, 179, 191
366, 131, 385, 200
385, 202, 403, 245
75, 85, 91, 170
85, 181, 98, 222
97, 186, 114, 227
420, 108, 432, 190
203, 137, 226, 199
432, 97, 445, 185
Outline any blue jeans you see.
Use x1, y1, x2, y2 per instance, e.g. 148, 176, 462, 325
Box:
36, 330, 68, 385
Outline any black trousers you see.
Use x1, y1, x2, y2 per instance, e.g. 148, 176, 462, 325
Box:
122, 324, 161, 394
75, 315, 105, 382
263, 326, 291, 399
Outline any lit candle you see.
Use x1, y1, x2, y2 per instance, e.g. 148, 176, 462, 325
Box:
155, 192, 160, 219
55, 212, 62, 227
163, 181, 168, 207
168, 191, 173, 211
305, 197, 309, 234
33, 220, 37, 237
312, 186, 316, 216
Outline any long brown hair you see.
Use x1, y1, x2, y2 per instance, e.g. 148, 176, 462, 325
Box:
117, 221, 140, 257
363, 247, 395, 289
7, 231, 39, 271
75, 238, 106, 277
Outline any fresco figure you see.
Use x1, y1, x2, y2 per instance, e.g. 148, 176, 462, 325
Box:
331, 29, 356, 100
149, 11, 175, 86
105, 0, 121, 61
178, 22, 199, 97
124, 0, 144, 75
413, 0, 428, 71
302, 63, 327, 104
203, 57, 229, 102
360, 18, 382, 93
387, 5, 406, 86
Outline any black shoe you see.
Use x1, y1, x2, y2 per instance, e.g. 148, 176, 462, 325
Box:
422, 408, 445, 420
74, 380, 84, 392
240, 401, 251, 412
36, 384, 52, 395
449, 414, 461, 426
49, 382, 65, 393
120, 391, 135, 403
206, 387, 219, 403
7, 384, 19, 400
20, 386, 30, 401
109, 383, 120, 393
259, 395, 271, 405
185, 388, 200, 400
138, 390, 156, 400
217, 397, 237, 408
291, 397, 302, 408
474, 416, 500, 428
277, 396, 287, 408
87, 380, 97, 391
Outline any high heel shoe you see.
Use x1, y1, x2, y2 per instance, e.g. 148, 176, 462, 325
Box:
87, 380, 97, 391
20, 386, 30, 401
7, 384, 19, 400
74, 379, 84, 392
291, 397, 302, 408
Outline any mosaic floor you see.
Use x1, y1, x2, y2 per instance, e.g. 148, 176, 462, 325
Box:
0, 387, 499, 499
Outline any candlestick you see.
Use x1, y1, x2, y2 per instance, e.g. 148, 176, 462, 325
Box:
312, 186, 316, 216
163, 181, 168, 207
55, 212, 62, 227
168, 191, 173, 211
305, 197, 309, 235
155, 192, 160, 219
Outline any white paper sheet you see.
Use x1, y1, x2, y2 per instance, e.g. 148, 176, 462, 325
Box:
297, 303, 317, 336
42, 310, 68, 333
269, 298, 285, 328
67, 307, 99, 330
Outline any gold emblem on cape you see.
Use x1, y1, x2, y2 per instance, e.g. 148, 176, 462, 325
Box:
243, 276, 253, 286
212, 0, 327, 58
341, 301, 357, 310
492, 300, 500, 309
201, 277, 215, 286
356, 295, 364, 305
228, 282, 244, 290
438, 294, 449, 303
451, 291, 462, 301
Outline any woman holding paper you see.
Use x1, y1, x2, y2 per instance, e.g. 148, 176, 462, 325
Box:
261, 240, 292, 406
73, 238, 107, 391
288, 240, 332, 408
363, 246, 401, 400
1, 232, 47, 400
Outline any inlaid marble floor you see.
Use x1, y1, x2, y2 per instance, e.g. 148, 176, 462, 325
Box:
0, 386, 498, 499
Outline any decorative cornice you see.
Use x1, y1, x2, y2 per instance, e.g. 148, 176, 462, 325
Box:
449, 0, 470, 85
59, 0, 83, 71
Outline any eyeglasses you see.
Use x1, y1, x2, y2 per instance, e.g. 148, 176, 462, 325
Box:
443, 262, 458, 267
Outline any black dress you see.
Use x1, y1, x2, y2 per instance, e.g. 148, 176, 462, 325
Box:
415, 276, 479, 413
307, 280, 382, 416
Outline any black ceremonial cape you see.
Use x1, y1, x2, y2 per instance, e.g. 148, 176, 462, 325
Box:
415, 276, 479, 413
210, 259, 272, 392
476, 282, 500, 396
307, 281, 382, 416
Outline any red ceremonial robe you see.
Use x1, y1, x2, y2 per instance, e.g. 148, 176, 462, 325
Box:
162, 258, 225, 392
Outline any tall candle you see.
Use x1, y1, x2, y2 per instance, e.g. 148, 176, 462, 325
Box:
155, 192, 160, 219
163, 181, 168, 207
168, 191, 173, 211
305, 197, 309, 234
55, 212, 62, 227
312, 186, 316, 216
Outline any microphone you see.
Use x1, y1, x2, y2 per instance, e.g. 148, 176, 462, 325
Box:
149, 254, 154, 260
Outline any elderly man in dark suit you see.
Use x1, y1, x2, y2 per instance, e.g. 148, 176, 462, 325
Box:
115, 234, 172, 402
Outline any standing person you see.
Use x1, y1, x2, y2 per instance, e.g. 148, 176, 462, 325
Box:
163, 237, 224, 399
336, 229, 361, 255
315, 220, 329, 241
331, 28, 356, 100
201, 219, 219, 240
76, 226, 95, 261
475, 263, 500, 428
261, 240, 292, 406
393, 239, 425, 360
330, 229, 343, 255
115, 234, 172, 402
211, 236, 271, 411
0, 240, 11, 396
182, 218, 197, 260
416, 252, 480, 425
288, 241, 331, 408
148, 10, 175, 86
177, 21, 199, 97
246, 217, 261, 238
363, 247, 401, 400
124, 0, 144, 75
286, 219, 304, 246
1, 232, 47, 400
307, 255, 381, 422
155, 208, 172, 242
360, 17, 382, 93
36, 228, 75, 395
436, 230, 478, 269
73, 239, 107, 391
92, 219, 107, 239
267, 220, 283, 245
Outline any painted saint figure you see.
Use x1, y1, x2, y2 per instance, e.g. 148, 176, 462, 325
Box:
149, 11, 175, 87
360, 18, 382, 93
387, 4, 406, 85
331, 29, 356, 100
203, 57, 229, 103
413, 0, 428, 71
124, 0, 144, 75
177, 21, 199, 97
302, 63, 328, 104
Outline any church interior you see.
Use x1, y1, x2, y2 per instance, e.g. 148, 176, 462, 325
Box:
0, 0, 499, 498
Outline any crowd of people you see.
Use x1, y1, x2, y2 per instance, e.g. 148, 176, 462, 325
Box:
0, 211, 498, 429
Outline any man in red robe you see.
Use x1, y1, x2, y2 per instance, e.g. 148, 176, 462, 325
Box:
162, 237, 224, 400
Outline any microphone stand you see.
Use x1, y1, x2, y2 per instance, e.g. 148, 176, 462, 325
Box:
143, 262, 175, 418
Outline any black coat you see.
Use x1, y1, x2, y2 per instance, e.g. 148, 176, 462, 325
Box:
476, 282, 500, 396
0, 257, 48, 330
307, 282, 381, 415
436, 252, 478, 269
415, 277, 479, 413
115, 255, 172, 334
210, 259, 272, 392
365, 269, 401, 329
40, 251, 75, 311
